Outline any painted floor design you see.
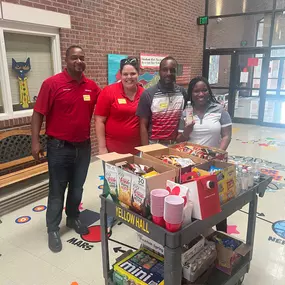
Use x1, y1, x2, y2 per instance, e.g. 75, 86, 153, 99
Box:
0, 123, 285, 285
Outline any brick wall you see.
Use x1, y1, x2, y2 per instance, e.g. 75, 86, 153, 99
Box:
1, 0, 205, 158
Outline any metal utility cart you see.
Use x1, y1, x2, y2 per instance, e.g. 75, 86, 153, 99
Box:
100, 174, 272, 285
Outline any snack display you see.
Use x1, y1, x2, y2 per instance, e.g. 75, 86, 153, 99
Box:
98, 146, 270, 285
115, 162, 160, 213
174, 144, 219, 160
113, 248, 164, 285
172, 143, 227, 161
159, 155, 195, 168
117, 162, 159, 178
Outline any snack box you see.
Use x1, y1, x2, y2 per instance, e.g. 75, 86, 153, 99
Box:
97, 152, 176, 217
183, 241, 217, 282
192, 160, 236, 205
210, 232, 250, 275
136, 144, 206, 183
170, 142, 228, 162
182, 235, 205, 265
113, 248, 164, 285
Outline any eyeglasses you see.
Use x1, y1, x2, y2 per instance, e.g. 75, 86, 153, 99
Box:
120, 57, 139, 70
121, 58, 138, 65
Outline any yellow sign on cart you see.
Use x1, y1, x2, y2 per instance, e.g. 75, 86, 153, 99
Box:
116, 206, 150, 234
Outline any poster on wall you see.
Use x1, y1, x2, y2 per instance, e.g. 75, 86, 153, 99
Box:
140, 53, 168, 69
208, 55, 219, 85
12, 58, 31, 109
107, 54, 128, 84
107, 54, 189, 88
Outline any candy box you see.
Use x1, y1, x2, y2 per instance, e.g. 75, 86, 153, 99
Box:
210, 232, 250, 275
170, 142, 228, 162
192, 160, 236, 205
97, 152, 175, 217
136, 144, 206, 183
113, 248, 164, 285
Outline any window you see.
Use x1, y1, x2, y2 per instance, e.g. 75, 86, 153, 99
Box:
256, 19, 264, 47
208, 0, 273, 16
0, 23, 61, 120
207, 14, 271, 49
272, 12, 285, 47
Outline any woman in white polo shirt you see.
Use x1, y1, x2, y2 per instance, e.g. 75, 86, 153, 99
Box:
178, 76, 232, 232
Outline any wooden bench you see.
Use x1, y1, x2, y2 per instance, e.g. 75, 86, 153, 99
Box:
0, 129, 48, 188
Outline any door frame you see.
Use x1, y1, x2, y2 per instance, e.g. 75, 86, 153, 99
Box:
203, 47, 274, 126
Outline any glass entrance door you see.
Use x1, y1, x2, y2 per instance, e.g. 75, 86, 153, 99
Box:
204, 48, 269, 125
232, 52, 268, 124
263, 55, 285, 124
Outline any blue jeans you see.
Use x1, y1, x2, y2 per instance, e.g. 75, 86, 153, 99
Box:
46, 138, 91, 233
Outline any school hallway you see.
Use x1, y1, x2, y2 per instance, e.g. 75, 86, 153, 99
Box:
0, 123, 285, 285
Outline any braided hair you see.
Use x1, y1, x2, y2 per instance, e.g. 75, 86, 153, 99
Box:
187, 76, 219, 106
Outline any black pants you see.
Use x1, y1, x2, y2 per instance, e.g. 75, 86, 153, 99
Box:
216, 218, 227, 232
46, 138, 91, 233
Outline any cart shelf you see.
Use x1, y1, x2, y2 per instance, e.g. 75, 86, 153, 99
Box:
100, 174, 272, 285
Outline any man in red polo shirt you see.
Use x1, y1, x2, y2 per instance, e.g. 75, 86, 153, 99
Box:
31, 45, 101, 253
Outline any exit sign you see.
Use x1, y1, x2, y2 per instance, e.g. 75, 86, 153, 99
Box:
197, 16, 209, 25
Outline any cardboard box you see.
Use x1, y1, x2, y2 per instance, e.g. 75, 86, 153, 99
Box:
183, 241, 217, 282
181, 235, 205, 264
137, 144, 206, 183
113, 248, 164, 285
98, 152, 176, 217
170, 142, 228, 162
211, 232, 251, 275
168, 175, 221, 220
192, 160, 237, 205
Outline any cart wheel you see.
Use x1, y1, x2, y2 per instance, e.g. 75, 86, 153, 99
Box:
236, 275, 245, 285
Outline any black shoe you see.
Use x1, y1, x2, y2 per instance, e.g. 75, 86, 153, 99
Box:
66, 218, 89, 235
48, 231, 62, 253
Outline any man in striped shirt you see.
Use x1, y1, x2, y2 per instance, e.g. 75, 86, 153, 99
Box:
137, 57, 187, 145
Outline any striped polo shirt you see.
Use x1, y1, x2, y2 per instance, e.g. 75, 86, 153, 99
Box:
179, 102, 232, 148
136, 81, 186, 141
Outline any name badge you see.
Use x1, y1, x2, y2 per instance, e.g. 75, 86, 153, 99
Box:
83, 95, 91, 101
160, 102, 168, 109
118, 98, 127, 104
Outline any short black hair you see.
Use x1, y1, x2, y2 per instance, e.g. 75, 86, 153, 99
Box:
159, 56, 178, 69
66, 45, 84, 57
187, 76, 219, 105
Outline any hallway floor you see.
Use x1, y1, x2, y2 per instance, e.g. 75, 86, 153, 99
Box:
1, 123, 285, 285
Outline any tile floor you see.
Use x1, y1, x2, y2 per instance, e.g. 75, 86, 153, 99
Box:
1, 123, 285, 285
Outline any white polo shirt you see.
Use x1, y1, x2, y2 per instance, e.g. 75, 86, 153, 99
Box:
180, 103, 232, 148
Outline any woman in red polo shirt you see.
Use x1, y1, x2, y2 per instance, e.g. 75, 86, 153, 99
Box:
95, 57, 144, 155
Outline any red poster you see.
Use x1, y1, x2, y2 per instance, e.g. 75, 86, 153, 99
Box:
248, 58, 259, 67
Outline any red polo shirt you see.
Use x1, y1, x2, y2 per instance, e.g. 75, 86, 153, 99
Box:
95, 82, 144, 154
34, 69, 101, 142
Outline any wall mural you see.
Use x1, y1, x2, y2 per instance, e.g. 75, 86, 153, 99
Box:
228, 155, 285, 192
12, 58, 31, 109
